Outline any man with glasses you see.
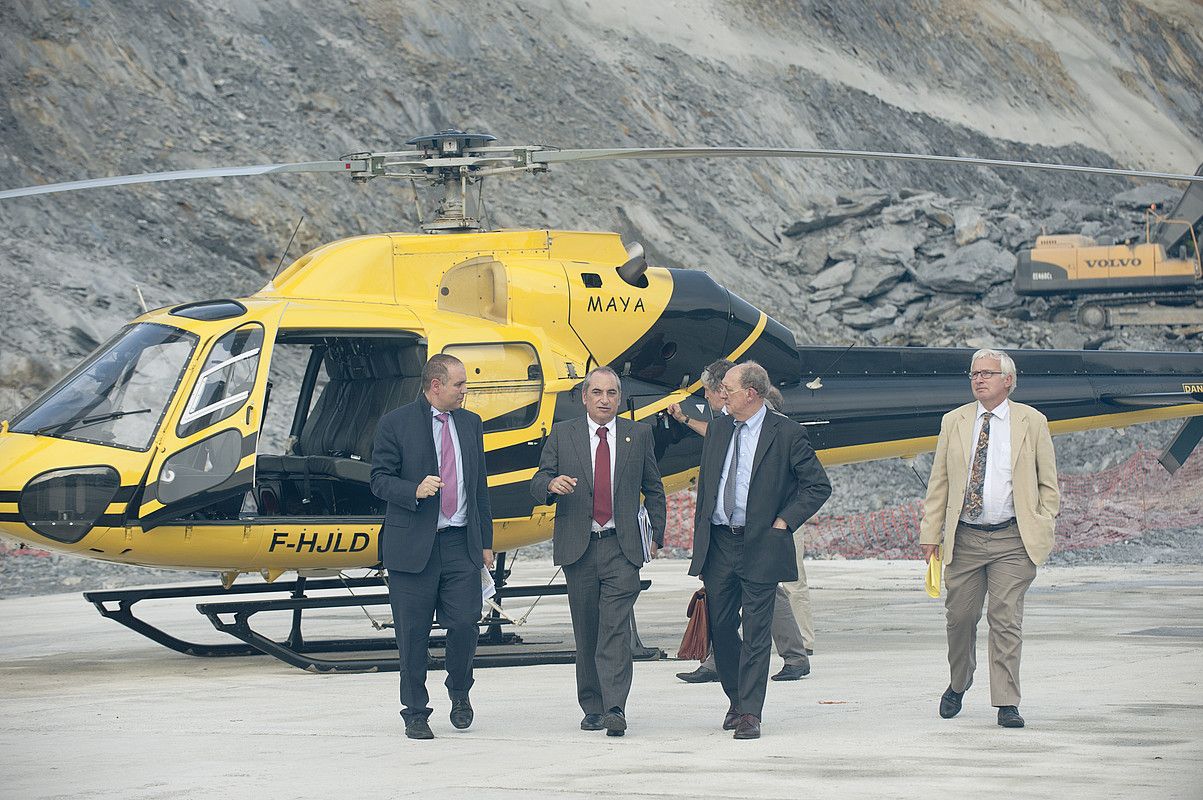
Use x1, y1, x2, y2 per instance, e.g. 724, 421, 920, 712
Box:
671, 359, 816, 684
687, 361, 831, 739
920, 349, 1060, 729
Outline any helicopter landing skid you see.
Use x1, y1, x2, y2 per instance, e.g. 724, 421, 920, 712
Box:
84, 576, 398, 660
85, 571, 662, 673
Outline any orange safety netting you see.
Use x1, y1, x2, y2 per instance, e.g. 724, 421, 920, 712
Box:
662, 448, 1203, 558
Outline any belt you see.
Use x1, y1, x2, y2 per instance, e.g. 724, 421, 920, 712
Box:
590, 527, 617, 540
712, 523, 746, 535
961, 517, 1016, 532
437, 525, 467, 534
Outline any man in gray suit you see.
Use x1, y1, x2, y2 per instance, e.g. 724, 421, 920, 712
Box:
531, 366, 667, 737
689, 361, 831, 739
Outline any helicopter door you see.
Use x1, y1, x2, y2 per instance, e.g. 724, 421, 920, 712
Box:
442, 342, 543, 433
136, 308, 281, 530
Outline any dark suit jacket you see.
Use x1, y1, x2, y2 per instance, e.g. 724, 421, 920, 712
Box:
688, 408, 831, 584
370, 395, 493, 573
530, 415, 667, 568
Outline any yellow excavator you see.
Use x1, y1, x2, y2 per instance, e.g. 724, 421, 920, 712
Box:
1015, 164, 1203, 329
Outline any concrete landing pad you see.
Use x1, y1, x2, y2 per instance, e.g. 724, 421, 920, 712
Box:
1, 560, 1200, 799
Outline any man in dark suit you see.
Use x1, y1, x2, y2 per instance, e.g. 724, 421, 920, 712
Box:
370, 353, 494, 740
531, 366, 667, 737
688, 361, 831, 739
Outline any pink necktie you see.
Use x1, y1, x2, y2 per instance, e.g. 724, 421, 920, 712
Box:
436, 413, 458, 519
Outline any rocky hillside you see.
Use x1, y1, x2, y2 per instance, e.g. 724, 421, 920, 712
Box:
0, 0, 1200, 441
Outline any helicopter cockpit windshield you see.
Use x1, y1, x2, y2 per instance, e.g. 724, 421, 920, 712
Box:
10, 323, 198, 450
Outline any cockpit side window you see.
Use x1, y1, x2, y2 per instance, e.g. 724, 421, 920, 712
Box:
177, 324, 265, 438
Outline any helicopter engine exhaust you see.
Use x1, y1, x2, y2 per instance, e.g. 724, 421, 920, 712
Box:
618, 241, 648, 285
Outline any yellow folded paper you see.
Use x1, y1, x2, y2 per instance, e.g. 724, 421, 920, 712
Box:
925, 552, 942, 598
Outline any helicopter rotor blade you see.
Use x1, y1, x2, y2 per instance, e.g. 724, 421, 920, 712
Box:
529, 147, 1203, 184
0, 159, 370, 201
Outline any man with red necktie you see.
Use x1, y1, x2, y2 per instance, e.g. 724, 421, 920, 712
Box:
920, 348, 1060, 729
531, 366, 666, 737
371, 353, 494, 740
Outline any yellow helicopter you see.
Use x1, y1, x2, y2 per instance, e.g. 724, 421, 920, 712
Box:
2, 131, 1202, 671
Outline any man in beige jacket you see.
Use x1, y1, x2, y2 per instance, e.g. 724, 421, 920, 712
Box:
920, 348, 1060, 729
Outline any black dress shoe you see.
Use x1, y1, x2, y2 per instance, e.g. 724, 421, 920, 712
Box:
580, 713, 604, 731
732, 714, 761, 740
997, 706, 1025, 728
722, 706, 741, 730
603, 708, 627, 737
676, 665, 721, 683
450, 698, 474, 730
939, 686, 964, 719
771, 662, 811, 681
405, 717, 435, 740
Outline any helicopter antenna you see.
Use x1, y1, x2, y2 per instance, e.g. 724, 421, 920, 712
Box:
805, 342, 857, 390
273, 216, 304, 280
134, 284, 148, 314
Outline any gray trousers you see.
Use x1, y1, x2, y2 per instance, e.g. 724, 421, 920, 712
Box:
564, 533, 641, 715
944, 522, 1037, 707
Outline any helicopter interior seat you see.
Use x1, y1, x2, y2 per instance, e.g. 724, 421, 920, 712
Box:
255, 342, 424, 514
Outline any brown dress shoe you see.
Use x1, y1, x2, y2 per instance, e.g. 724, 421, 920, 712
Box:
733, 714, 761, 739
723, 706, 741, 730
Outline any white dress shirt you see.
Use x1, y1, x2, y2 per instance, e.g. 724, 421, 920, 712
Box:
431, 408, 467, 528
961, 398, 1015, 524
587, 416, 617, 532
711, 403, 768, 528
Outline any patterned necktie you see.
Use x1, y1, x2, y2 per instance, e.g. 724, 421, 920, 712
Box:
964, 412, 991, 519
722, 421, 745, 523
435, 412, 458, 519
593, 426, 612, 527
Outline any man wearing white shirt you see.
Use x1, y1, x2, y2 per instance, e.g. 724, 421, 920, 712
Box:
370, 354, 493, 740
531, 366, 666, 737
920, 349, 1060, 729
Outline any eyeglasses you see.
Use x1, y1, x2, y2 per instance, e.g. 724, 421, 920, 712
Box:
968, 370, 1003, 380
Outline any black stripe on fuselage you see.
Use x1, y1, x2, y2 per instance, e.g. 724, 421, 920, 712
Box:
784, 346, 1203, 451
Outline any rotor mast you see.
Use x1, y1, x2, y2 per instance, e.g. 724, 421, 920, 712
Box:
403, 131, 497, 233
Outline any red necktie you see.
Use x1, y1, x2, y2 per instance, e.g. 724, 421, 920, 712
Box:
593, 426, 612, 527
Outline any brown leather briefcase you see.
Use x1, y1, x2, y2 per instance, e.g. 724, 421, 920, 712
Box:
677, 588, 710, 661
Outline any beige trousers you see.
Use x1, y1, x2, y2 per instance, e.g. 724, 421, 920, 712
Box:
944, 521, 1037, 707
779, 527, 814, 651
